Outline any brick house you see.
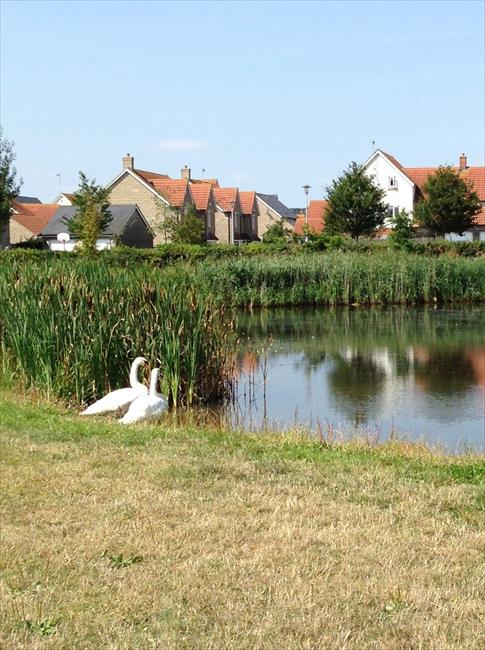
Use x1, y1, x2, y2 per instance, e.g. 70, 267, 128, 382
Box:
107, 155, 194, 244
255, 193, 297, 239
9, 200, 59, 245
239, 191, 259, 241
213, 187, 243, 243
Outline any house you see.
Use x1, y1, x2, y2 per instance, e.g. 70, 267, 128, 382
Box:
294, 200, 328, 235
53, 192, 75, 206
255, 193, 297, 239
107, 155, 200, 244
363, 150, 485, 240
9, 200, 59, 245
190, 182, 217, 241
239, 191, 259, 241
40, 204, 153, 250
16, 195, 41, 204
213, 187, 242, 243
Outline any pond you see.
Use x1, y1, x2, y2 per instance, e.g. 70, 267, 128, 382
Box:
226, 306, 485, 452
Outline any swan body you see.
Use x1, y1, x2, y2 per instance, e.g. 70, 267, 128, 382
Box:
120, 367, 168, 424
80, 357, 148, 416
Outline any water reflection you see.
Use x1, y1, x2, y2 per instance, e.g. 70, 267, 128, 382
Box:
229, 306, 485, 451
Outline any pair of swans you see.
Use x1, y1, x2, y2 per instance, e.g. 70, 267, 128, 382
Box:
80, 357, 168, 424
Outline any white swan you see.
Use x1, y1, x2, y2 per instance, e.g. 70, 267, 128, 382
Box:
80, 357, 148, 416
119, 367, 168, 424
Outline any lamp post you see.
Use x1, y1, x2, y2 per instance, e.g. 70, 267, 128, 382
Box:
302, 184, 311, 226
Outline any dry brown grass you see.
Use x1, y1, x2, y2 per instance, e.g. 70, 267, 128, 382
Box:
1, 401, 484, 649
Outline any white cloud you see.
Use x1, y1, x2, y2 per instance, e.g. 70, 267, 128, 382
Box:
159, 139, 207, 151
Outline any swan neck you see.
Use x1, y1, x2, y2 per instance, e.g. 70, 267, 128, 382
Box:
130, 358, 144, 389
150, 370, 160, 397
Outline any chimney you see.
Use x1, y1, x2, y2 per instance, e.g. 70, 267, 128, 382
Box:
459, 153, 467, 171
181, 165, 191, 181
122, 153, 134, 170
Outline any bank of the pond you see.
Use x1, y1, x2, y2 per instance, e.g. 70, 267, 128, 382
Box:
1, 393, 484, 649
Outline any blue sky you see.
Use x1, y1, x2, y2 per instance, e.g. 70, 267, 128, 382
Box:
1, 0, 483, 206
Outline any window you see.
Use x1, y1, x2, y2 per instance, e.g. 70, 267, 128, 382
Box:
387, 206, 400, 220
388, 176, 398, 190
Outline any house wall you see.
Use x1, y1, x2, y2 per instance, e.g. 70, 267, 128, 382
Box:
9, 219, 34, 245
214, 208, 230, 243
255, 197, 285, 238
364, 154, 415, 221
47, 238, 115, 252
121, 211, 154, 248
205, 193, 216, 240
108, 173, 168, 245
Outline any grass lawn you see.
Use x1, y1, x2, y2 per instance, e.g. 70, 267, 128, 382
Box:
0, 392, 484, 649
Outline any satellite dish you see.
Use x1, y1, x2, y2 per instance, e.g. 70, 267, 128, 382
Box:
57, 232, 70, 242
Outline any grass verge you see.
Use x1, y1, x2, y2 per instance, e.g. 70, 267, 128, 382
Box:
1, 392, 484, 649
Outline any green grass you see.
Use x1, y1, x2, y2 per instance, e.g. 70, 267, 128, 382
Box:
1, 392, 484, 649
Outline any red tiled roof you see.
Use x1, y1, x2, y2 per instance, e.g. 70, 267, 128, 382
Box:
134, 168, 170, 183
191, 178, 219, 187
402, 166, 485, 225
294, 200, 327, 235
214, 188, 238, 212
239, 191, 256, 215
12, 204, 59, 235
190, 183, 212, 210
150, 179, 188, 207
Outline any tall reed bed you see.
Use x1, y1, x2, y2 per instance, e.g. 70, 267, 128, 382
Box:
0, 257, 234, 406
199, 252, 485, 306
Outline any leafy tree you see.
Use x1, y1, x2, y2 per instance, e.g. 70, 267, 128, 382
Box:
262, 220, 292, 243
0, 129, 22, 246
172, 206, 205, 244
388, 209, 414, 250
67, 172, 111, 253
414, 166, 481, 236
325, 162, 387, 240
156, 202, 205, 244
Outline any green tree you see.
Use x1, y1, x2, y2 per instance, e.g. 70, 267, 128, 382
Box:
388, 209, 414, 250
0, 129, 22, 247
172, 206, 205, 244
156, 202, 205, 244
325, 162, 387, 240
67, 172, 111, 253
414, 166, 481, 237
262, 220, 292, 243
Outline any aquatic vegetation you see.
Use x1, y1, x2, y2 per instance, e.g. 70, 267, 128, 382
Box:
0, 257, 233, 406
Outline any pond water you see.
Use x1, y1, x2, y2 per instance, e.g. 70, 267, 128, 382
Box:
226, 306, 485, 452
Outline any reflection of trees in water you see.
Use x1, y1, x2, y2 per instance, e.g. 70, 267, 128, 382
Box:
413, 350, 477, 397
327, 354, 386, 425
234, 306, 484, 406
235, 305, 485, 354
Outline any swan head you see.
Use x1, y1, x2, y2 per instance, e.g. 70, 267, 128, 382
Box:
133, 356, 148, 367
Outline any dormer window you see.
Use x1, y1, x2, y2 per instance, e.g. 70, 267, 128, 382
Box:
388, 176, 398, 190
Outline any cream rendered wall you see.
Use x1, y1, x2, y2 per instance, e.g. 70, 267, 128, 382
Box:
255, 197, 282, 239
364, 154, 415, 223
108, 173, 168, 245
214, 208, 230, 243
9, 219, 34, 245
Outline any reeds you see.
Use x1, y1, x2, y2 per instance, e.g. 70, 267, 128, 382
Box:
199, 252, 485, 306
1, 252, 483, 404
0, 257, 234, 406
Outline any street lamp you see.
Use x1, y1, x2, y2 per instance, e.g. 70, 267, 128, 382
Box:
302, 184, 311, 225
